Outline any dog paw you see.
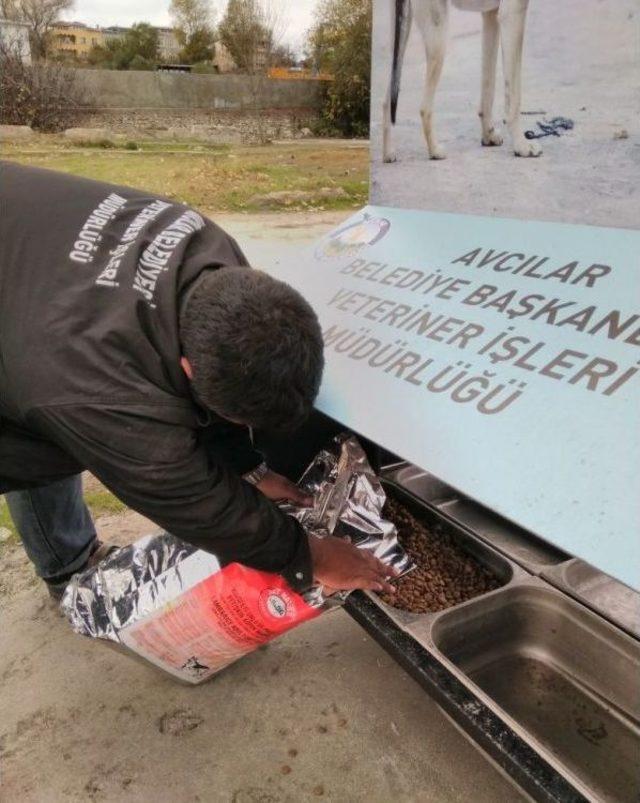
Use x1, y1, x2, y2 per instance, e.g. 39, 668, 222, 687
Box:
429, 146, 447, 160
514, 140, 542, 157
482, 130, 504, 147
383, 151, 398, 163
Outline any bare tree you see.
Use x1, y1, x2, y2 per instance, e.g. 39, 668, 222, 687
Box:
2, 0, 74, 60
0, 39, 89, 129
0, 0, 20, 18
169, 0, 214, 39
169, 0, 216, 63
218, 0, 288, 73
0, 0, 17, 20
271, 42, 295, 68
169, 0, 215, 39
218, 0, 290, 143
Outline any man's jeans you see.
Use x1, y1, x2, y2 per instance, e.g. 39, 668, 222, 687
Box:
5, 474, 97, 582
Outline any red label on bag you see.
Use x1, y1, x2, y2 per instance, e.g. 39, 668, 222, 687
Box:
120, 563, 320, 682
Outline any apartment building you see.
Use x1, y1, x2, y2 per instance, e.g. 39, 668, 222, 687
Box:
49, 21, 104, 60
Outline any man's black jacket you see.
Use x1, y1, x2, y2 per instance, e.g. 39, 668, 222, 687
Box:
0, 162, 312, 591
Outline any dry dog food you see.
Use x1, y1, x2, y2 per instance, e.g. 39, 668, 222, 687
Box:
379, 498, 501, 612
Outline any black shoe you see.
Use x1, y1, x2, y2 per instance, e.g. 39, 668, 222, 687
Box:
45, 540, 119, 602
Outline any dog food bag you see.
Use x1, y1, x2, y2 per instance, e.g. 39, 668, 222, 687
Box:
61, 435, 412, 683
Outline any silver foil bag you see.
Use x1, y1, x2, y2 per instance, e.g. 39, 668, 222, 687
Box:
282, 434, 414, 580
62, 534, 217, 642
61, 435, 412, 682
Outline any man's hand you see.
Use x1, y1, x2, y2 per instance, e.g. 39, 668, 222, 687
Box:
255, 470, 313, 506
254, 472, 396, 593
308, 535, 398, 594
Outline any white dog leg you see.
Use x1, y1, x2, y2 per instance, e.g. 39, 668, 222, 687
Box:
479, 8, 503, 146
414, 0, 449, 159
498, 0, 541, 156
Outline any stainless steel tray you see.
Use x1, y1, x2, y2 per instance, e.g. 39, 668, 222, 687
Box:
371, 477, 640, 802
375, 479, 525, 632
437, 498, 569, 573
384, 464, 568, 573
542, 558, 640, 641
386, 464, 459, 506
432, 580, 640, 803
383, 463, 640, 640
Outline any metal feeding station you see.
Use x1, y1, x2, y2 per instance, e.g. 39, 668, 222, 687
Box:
266, 206, 640, 802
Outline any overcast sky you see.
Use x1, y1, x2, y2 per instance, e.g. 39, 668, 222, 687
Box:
61, 0, 319, 53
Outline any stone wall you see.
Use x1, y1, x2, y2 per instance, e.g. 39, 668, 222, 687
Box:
74, 69, 323, 142
81, 107, 318, 144
76, 69, 322, 111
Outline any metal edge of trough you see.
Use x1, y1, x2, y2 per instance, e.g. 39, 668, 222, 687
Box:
344, 592, 588, 803
382, 464, 640, 641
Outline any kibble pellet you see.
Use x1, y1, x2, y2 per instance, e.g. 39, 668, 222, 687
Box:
378, 498, 501, 613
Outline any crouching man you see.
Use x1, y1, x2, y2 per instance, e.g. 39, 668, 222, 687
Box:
0, 163, 395, 600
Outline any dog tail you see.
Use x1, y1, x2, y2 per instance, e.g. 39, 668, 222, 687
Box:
390, 0, 411, 125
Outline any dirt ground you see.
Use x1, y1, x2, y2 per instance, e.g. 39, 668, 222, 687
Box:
0, 211, 524, 802
370, 0, 639, 228
0, 505, 523, 803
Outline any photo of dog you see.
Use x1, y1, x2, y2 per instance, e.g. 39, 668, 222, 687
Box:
370, 0, 638, 228
383, 0, 542, 161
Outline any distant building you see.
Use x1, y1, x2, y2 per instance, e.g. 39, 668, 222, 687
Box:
101, 25, 129, 42
156, 27, 180, 62
49, 21, 104, 60
0, 18, 31, 62
252, 38, 269, 72
212, 39, 267, 73
212, 41, 236, 73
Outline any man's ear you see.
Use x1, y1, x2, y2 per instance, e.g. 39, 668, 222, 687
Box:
180, 356, 193, 380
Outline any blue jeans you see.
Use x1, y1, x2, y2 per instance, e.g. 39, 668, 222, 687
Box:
5, 474, 97, 582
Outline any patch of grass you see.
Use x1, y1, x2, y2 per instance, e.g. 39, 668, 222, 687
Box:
77, 138, 117, 149
117, 140, 232, 154
83, 489, 127, 518
0, 496, 19, 543
2, 138, 368, 212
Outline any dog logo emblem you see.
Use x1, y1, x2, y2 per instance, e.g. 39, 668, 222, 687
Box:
315, 213, 391, 259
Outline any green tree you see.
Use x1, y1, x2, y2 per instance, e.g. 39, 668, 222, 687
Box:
123, 23, 159, 63
218, 0, 274, 73
169, 0, 215, 63
88, 23, 158, 70
128, 53, 155, 70
179, 26, 214, 63
169, 0, 212, 39
306, 0, 371, 137
87, 38, 126, 69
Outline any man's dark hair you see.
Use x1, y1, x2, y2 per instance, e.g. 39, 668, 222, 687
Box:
180, 267, 324, 432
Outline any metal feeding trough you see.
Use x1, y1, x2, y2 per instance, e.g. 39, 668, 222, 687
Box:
344, 466, 640, 803
433, 583, 639, 803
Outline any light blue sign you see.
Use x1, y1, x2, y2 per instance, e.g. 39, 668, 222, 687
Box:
269, 206, 640, 590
